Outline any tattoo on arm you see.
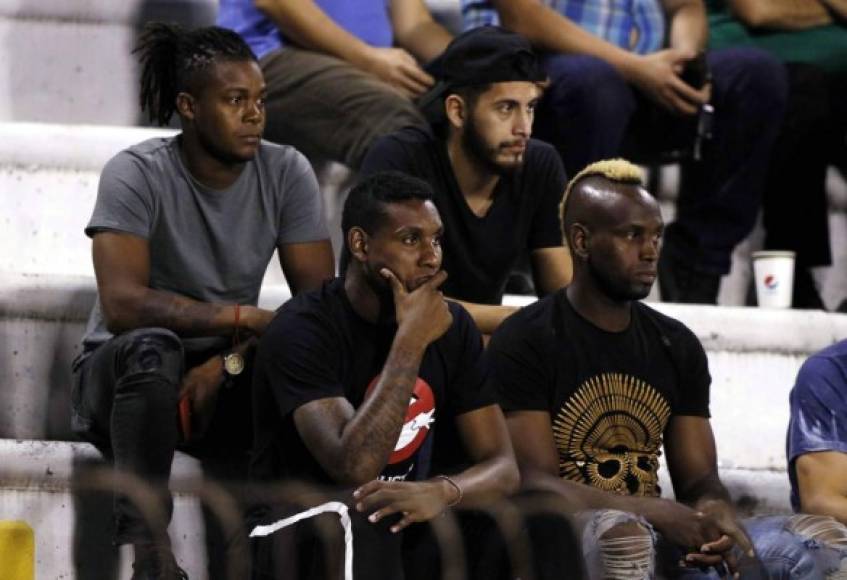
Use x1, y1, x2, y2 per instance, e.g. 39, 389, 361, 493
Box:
136, 290, 232, 337
337, 364, 420, 480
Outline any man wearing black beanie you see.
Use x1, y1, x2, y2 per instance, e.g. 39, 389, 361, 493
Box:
362, 26, 572, 335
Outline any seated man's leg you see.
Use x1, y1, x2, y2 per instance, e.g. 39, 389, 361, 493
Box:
784, 514, 847, 578
259, 47, 427, 169
402, 499, 581, 580
72, 328, 184, 553
188, 352, 256, 580
250, 491, 403, 580
535, 54, 637, 178
578, 509, 655, 579
662, 48, 788, 302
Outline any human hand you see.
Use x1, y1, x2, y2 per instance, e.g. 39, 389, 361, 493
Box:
240, 306, 276, 336
362, 46, 434, 98
682, 499, 754, 575
353, 478, 456, 533
630, 49, 710, 116
645, 498, 724, 558
178, 354, 225, 439
382, 268, 452, 349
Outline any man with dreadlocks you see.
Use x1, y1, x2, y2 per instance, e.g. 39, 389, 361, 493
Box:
486, 158, 846, 578
70, 23, 334, 579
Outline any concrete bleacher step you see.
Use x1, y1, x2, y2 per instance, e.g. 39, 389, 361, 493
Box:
0, 0, 459, 126
0, 439, 206, 579
0, 0, 217, 126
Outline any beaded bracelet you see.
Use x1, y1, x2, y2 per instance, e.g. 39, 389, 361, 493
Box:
436, 474, 463, 507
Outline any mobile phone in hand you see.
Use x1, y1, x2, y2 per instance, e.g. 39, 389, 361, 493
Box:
681, 53, 709, 89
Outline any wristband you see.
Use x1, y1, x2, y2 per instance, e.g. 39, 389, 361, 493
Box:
436, 474, 463, 507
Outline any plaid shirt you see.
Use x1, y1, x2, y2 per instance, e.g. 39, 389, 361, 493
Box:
461, 0, 666, 55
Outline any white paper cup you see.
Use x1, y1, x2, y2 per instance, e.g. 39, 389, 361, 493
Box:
752, 250, 795, 308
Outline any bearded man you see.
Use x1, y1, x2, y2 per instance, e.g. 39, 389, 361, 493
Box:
361, 26, 571, 334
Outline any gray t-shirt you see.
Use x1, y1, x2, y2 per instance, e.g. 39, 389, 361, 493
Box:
82, 136, 328, 351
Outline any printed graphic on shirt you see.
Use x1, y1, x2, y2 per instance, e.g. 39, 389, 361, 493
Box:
552, 373, 671, 497
365, 375, 436, 481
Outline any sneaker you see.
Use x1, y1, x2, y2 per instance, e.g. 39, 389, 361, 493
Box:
130, 548, 188, 580
657, 252, 720, 304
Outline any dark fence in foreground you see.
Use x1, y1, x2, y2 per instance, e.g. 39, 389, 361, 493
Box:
7, 465, 581, 580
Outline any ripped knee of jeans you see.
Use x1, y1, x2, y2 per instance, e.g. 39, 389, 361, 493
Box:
120, 328, 183, 383
590, 510, 656, 579
788, 514, 847, 551
786, 514, 847, 579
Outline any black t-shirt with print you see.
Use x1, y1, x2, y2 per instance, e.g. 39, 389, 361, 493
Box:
486, 291, 710, 497
361, 126, 567, 305
250, 277, 494, 487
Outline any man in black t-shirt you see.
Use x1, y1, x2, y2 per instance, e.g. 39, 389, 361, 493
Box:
361, 27, 571, 335
250, 171, 519, 579
487, 159, 826, 578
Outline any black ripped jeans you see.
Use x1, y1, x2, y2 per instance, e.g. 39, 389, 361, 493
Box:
71, 328, 253, 546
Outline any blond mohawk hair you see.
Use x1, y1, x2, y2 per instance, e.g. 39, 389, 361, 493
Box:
559, 158, 645, 244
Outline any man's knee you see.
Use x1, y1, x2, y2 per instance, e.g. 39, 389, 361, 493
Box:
788, 514, 847, 549
347, 88, 425, 167
788, 515, 847, 580
582, 510, 655, 579
370, 88, 424, 127
709, 47, 788, 121
749, 514, 847, 579
543, 54, 633, 115
116, 328, 183, 387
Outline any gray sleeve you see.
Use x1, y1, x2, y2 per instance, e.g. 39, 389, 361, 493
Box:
85, 151, 154, 239
276, 150, 330, 245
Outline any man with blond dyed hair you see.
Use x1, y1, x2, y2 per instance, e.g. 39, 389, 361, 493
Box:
486, 159, 844, 578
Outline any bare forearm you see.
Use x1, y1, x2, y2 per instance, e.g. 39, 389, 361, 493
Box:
450, 299, 517, 335
104, 287, 238, 337
667, 1, 708, 52
729, 0, 832, 28
335, 332, 426, 482
446, 455, 520, 508
394, 20, 452, 62
493, 0, 641, 81
523, 470, 670, 517
254, 0, 375, 68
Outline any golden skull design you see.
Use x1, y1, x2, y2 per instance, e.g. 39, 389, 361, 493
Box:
553, 373, 671, 496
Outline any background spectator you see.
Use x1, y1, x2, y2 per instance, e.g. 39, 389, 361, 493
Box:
708, 0, 847, 309
217, 0, 453, 169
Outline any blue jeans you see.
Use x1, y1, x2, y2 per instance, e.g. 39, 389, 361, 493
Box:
578, 510, 847, 579
535, 48, 788, 274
